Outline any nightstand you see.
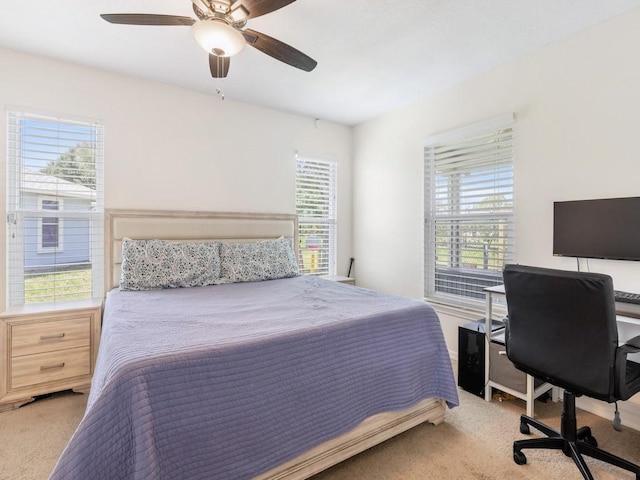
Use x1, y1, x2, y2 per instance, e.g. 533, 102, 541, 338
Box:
319, 275, 356, 285
0, 299, 102, 412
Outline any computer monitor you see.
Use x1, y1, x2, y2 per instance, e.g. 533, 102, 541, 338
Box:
553, 197, 640, 261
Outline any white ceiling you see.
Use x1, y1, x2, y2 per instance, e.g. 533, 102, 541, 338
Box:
1, 1, 639, 126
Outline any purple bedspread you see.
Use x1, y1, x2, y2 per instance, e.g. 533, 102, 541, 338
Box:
49, 276, 458, 480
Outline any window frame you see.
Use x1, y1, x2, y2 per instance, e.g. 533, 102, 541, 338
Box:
424, 114, 515, 310
295, 155, 338, 276
6, 109, 104, 306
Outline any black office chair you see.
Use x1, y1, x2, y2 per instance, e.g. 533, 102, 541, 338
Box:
502, 264, 640, 480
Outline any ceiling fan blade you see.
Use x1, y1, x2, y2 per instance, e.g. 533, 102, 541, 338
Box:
209, 54, 230, 78
243, 29, 316, 72
233, 0, 297, 19
100, 14, 195, 26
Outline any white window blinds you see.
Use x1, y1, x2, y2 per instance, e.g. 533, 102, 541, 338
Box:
6, 110, 104, 305
424, 114, 515, 305
296, 156, 337, 276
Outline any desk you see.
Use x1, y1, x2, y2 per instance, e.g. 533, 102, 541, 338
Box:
484, 285, 640, 417
615, 301, 640, 320
615, 314, 640, 364
484, 286, 554, 417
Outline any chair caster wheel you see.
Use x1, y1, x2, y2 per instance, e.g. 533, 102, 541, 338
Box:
578, 426, 592, 438
583, 435, 598, 448
514, 451, 527, 465
520, 422, 531, 435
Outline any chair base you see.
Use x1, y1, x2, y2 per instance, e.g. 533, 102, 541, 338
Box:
513, 392, 640, 480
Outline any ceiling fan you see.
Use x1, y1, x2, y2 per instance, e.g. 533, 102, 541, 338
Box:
100, 0, 317, 78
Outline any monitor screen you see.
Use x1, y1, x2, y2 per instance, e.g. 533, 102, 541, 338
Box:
553, 197, 640, 261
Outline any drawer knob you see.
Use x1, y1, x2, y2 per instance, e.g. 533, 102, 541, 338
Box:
40, 362, 65, 371
40, 333, 65, 341
499, 350, 507, 355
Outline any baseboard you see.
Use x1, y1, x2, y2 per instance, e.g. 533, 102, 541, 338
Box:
576, 395, 640, 432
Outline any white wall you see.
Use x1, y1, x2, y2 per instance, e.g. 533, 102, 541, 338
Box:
353, 8, 640, 426
0, 47, 353, 311
353, 7, 640, 347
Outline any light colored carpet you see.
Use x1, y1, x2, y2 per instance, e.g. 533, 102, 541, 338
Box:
0, 391, 86, 480
314, 391, 640, 480
1, 388, 640, 479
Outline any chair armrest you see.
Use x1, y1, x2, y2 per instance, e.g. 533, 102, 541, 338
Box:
616, 336, 640, 361
625, 334, 640, 349
615, 338, 640, 399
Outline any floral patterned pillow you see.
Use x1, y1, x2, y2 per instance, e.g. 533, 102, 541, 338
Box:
120, 238, 221, 291
219, 237, 299, 284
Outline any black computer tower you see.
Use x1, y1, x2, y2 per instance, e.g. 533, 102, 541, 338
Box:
458, 319, 504, 398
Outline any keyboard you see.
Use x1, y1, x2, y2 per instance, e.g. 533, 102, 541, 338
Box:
614, 290, 640, 305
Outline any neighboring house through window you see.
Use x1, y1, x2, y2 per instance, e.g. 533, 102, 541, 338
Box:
6, 110, 104, 305
295, 156, 337, 276
424, 114, 515, 307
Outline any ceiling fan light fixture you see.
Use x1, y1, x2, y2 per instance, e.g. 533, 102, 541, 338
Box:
192, 19, 246, 57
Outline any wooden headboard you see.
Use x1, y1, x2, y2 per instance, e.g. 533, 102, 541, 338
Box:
105, 209, 299, 292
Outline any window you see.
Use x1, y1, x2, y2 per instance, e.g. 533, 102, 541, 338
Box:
38, 197, 64, 253
424, 114, 515, 306
295, 156, 337, 276
7, 110, 104, 305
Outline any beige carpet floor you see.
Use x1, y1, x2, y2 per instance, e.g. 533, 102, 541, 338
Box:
1, 388, 640, 479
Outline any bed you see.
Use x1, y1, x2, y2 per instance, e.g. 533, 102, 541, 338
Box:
49, 210, 458, 480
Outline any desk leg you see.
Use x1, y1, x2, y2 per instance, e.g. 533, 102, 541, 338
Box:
484, 293, 493, 402
525, 374, 535, 417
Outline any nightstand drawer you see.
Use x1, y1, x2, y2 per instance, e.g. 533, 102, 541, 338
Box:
11, 346, 91, 389
11, 317, 91, 357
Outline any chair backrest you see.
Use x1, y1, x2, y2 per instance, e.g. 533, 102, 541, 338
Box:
503, 264, 619, 401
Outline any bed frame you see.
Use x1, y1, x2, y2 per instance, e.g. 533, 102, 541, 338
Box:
104, 209, 448, 479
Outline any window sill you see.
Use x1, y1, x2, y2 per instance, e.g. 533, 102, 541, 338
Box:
424, 294, 507, 322
425, 296, 483, 321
